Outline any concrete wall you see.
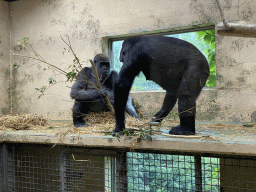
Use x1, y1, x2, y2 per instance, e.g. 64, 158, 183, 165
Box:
0, 1, 10, 115
1, 0, 256, 122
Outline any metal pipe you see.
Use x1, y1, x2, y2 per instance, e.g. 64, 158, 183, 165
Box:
217, 22, 256, 38
215, 0, 229, 29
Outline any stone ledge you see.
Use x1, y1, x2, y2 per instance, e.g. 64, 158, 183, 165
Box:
1, 131, 256, 156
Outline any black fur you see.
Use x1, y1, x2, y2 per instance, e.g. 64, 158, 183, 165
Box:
70, 54, 138, 127
113, 35, 209, 135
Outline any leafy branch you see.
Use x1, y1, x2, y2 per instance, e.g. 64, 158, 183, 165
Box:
12, 36, 114, 111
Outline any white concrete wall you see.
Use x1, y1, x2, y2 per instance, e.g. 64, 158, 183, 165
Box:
0, 1, 10, 115
0, 0, 255, 122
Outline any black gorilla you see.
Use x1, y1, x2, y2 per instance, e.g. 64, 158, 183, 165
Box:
70, 54, 138, 127
113, 35, 209, 136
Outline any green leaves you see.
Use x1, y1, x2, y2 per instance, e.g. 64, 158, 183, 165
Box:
35, 78, 56, 99
48, 77, 56, 85
196, 30, 216, 87
13, 63, 20, 69
17, 36, 29, 50
66, 69, 78, 82
66, 57, 80, 82
212, 168, 220, 178
35, 86, 47, 99
204, 34, 211, 44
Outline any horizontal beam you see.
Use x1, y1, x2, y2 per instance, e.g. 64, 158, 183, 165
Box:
1, 131, 256, 157
217, 21, 256, 38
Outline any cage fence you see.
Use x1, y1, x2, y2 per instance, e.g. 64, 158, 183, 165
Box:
0, 143, 256, 192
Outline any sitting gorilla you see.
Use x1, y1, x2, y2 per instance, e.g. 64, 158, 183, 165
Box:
113, 35, 209, 136
70, 54, 138, 127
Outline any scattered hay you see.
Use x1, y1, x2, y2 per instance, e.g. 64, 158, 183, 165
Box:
0, 113, 251, 143
83, 112, 146, 133
83, 112, 115, 125
0, 114, 47, 130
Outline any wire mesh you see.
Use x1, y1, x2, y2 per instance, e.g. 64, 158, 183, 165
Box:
0, 146, 2, 189
11, 145, 61, 192
64, 153, 105, 192
126, 152, 220, 192
1, 143, 256, 191
220, 158, 256, 191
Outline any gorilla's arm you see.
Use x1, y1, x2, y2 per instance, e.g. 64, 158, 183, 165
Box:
126, 96, 139, 118
70, 68, 107, 101
114, 65, 138, 131
105, 70, 138, 117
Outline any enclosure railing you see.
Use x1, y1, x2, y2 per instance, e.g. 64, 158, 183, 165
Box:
1, 141, 256, 192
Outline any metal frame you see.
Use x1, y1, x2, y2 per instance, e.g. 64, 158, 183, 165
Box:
1, 143, 256, 191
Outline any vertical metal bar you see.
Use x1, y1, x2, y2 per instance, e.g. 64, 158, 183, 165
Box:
116, 151, 127, 192
59, 147, 65, 192
0, 144, 3, 191
111, 156, 116, 191
215, 0, 229, 29
194, 155, 202, 192
1, 144, 8, 192
1, 144, 11, 192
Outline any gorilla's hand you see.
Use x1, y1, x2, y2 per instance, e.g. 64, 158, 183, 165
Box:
99, 88, 109, 97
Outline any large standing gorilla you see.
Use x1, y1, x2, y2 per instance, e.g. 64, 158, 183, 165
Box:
113, 35, 209, 136
70, 54, 138, 127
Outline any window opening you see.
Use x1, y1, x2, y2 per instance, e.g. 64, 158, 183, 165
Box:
111, 29, 216, 90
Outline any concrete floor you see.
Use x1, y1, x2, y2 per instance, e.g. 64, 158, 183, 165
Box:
0, 121, 255, 156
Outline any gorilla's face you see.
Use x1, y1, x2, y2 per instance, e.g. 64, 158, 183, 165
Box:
97, 61, 110, 82
93, 54, 111, 82
120, 41, 129, 63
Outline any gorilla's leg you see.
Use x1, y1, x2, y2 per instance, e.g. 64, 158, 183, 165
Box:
151, 92, 177, 123
169, 95, 196, 135
113, 73, 135, 136
169, 59, 208, 135
73, 101, 89, 127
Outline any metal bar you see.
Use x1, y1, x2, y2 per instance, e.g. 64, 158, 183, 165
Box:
194, 155, 202, 192
59, 147, 65, 192
217, 22, 256, 38
1, 144, 8, 191
215, 0, 229, 29
0, 144, 13, 192
116, 151, 127, 192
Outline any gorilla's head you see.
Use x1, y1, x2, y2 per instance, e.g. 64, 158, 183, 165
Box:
120, 36, 145, 63
93, 54, 110, 82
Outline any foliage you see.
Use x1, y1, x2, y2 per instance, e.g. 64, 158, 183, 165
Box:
35, 78, 56, 99
13, 36, 82, 97
114, 125, 154, 142
18, 36, 29, 50
196, 30, 216, 87
12, 36, 114, 112
127, 153, 220, 191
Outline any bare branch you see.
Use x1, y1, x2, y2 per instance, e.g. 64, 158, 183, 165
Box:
60, 35, 83, 70
89, 59, 114, 112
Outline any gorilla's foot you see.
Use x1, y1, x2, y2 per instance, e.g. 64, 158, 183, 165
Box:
74, 122, 89, 127
151, 116, 162, 123
169, 125, 195, 135
112, 130, 124, 137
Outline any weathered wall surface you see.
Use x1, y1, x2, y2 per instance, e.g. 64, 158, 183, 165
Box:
4, 0, 256, 122
0, 1, 10, 115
